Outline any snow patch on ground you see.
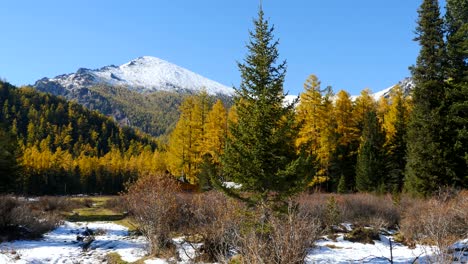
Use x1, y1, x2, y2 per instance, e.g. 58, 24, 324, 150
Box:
173, 237, 203, 263
223, 181, 242, 189
0, 221, 147, 264
307, 234, 438, 264
1, 221, 465, 263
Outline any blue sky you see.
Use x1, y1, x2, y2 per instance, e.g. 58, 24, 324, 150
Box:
0, 1, 441, 95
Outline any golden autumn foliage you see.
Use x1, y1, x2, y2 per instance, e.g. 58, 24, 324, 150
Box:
296, 75, 335, 184
166, 92, 228, 185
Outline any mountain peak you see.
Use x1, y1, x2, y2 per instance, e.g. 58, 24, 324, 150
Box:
34, 56, 234, 96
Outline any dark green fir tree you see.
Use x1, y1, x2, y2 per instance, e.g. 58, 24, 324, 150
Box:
218, 7, 311, 207
445, 0, 468, 188
405, 0, 451, 196
0, 126, 20, 193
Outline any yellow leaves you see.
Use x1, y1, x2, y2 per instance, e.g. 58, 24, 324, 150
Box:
205, 100, 228, 164
308, 175, 329, 187
335, 90, 359, 146
353, 89, 376, 126
296, 75, 323, 152
382, 86, 411, 142
166, 94, 229, 184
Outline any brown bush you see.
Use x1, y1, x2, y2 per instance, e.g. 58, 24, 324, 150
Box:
103, 196, 126, 213
339, 193, 400, 229
236, 201, 322, 264
11, 204, 61, 238
82, 198, 94, 208
0, 196, 61, 241
297, 193, 400, 230
123, 173, 181, 256
400, 190, 468, 262
187, 191, 244, 262
36, 196, 78, 212
0, 196, 20, 229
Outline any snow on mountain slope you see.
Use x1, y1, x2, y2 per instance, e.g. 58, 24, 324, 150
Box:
288, 77, 414, 103
34, 56, 234, 96
370, 77, 414, 100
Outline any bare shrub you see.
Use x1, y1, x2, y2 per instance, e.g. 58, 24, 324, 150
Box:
0, 196, 61, 241
400, 191, 468, 262
0, 196, 20, 230
297, 193, 400, 230
236, 201, 322, 264
340, 193, 400, 229
187, 191, 244, 262
11, 205, 61, 237
298, 194, 341, 232
82, 198, 94, 208
36, 196, 77, 212
123, 173, 180, 256
104, 196, 126, 213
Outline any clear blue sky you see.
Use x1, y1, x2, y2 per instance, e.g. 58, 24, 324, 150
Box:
0, 1, 444, 96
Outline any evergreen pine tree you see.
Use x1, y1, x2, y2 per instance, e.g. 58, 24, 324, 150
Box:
445, 0, 468, 82
445, 0, 468, 188
219, 7, 311, 206
0, 126, 20, 193
405, 0, 450, 196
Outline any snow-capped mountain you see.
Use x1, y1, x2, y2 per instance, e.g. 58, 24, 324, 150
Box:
34, 56, 234, 96
370, 77, 414, 100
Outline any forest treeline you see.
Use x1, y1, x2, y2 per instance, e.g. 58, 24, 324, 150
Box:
164, 76, 412, 194
0, 82, 165, 194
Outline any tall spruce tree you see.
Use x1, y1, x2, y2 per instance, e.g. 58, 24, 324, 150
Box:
445, 0, 468, 82
219, 7, 311, 206
405, 0, 450, 196
445, 0, 468, 188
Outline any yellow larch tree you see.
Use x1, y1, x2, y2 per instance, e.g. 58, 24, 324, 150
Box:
335, 90, 359, 146
333, 90, 360, 192
296, 74, 323, 153
166, 92, 212, 184
204, 99, 228, 164
295, 74, 335, 185
353, 88, 377, 133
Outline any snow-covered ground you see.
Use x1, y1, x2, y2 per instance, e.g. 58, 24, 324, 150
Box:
0, 222, 147, 264
1, 221, 465, 263
307, 234, 436, 264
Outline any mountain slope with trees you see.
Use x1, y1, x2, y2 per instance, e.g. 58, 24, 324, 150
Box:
0, 81, 165, 195
33, 57, 234, 137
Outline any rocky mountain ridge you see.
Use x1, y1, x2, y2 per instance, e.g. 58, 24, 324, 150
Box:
34, 56, 234, 97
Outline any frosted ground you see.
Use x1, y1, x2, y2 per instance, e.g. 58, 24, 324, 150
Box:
0, 221, 466, 263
